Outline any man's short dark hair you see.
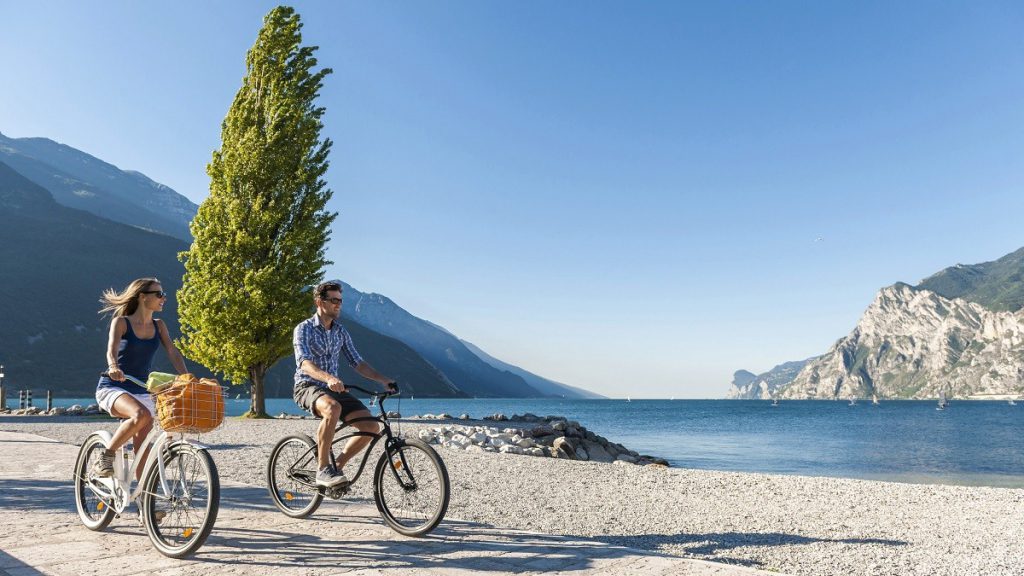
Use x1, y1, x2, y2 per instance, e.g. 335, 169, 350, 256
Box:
315, 280, 342, 299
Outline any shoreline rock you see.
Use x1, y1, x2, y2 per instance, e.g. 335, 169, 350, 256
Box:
410, 412, 669, 467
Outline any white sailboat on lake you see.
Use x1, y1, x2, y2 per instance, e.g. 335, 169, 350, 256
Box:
937, 391, 949, 410
872, 394, 880, 406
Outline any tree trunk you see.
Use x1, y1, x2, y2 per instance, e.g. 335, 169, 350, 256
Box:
249, 365, 268, 418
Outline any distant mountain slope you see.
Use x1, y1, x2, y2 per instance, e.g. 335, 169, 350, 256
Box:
460, 340, 605, 399
0, 132, 196, 240
340, 282, 544, 397
0, 159, 191, 395
915, 247, 1024, 312
732, 246, 1024, 400
0, 159, 468, 398
726, 360, 813, 399
778, 283, 1024, 400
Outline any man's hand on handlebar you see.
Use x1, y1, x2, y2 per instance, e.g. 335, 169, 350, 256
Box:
326, 376, 346, 393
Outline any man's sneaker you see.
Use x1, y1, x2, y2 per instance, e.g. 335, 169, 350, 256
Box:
90, 449, 115, 478
316, 465, 348, 488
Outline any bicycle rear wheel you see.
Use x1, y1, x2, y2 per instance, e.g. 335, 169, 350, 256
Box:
73, 433, 116, 531
140, 443, 220, 558
267, 434, 323, 518
373, 438, 450, 536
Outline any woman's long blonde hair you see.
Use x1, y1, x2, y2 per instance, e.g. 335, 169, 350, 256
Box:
99, 278, 161, 318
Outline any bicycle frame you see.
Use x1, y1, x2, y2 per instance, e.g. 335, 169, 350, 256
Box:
286, 386, 417, 493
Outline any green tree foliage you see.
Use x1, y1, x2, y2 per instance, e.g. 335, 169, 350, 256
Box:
177, 6, 335, 417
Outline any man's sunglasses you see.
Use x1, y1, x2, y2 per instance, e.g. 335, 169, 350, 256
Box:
320, 297, 342, 305
142, 290, 167, 298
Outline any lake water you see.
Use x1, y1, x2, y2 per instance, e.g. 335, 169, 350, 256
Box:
19, 396, 1024, 488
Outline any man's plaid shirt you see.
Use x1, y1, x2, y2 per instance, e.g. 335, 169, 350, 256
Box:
293, 314, 364, 388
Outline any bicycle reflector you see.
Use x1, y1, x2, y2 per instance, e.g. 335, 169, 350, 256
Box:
182, 528, 194, 538
97, 502, 105, 510
393, 460, 403, 470
284, 492, 294, 501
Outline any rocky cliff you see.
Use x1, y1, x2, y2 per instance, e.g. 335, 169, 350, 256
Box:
726, 361, 813, 399
778, 283, 1024, 399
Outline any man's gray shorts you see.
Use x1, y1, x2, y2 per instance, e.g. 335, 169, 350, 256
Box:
293, 381, 368, 418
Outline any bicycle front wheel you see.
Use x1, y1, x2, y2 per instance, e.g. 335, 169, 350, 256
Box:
140, 443, 220, 558
373, 438, 450, 536
73, 433, 115, 531
267, 434, 323, 518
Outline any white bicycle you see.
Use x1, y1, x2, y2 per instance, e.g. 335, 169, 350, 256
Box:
72, 374, 220, 558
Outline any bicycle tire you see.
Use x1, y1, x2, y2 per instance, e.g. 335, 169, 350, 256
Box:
140, 443, 220, 558
73, 433, 116, 531
267, 434, 323, 518
373, 438, 450, 536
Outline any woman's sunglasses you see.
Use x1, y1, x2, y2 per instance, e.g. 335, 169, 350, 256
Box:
142, 290, 167, 298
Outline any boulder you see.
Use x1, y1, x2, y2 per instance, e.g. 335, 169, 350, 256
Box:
616, 454, 638, 464
576, 445, 589, 461
533, 434, 557, 446
498, 445, 524, 455
552, 437, 577, 459
516, 437, 536, 449
530, 424, 555, 437
580, 440, 615, 463
386, 411, 401, 418
525, 447, 547, 457
551, 421, 567, 432
459, 413, 471, 420
48, 407, 67, 416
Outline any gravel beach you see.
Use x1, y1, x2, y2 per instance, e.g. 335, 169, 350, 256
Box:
3, 416, 1022, 576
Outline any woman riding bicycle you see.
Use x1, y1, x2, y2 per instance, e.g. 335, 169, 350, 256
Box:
92, 277, 188, 479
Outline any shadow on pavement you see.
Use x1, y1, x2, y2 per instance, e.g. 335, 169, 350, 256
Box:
0, 548, 46, 575
197, 522, 650, 573
594, 531, 910, 567
0, 479, 77, 514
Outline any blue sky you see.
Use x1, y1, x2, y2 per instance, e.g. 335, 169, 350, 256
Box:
2, 1, 1023, 397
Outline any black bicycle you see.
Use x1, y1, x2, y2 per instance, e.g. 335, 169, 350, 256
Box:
266, 384, 450, 536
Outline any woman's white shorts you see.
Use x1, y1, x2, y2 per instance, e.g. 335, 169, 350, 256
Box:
95, 387, 155, 417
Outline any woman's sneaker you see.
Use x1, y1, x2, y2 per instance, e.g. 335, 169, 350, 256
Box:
90, 449, 115, 478
316, 465, 348, 488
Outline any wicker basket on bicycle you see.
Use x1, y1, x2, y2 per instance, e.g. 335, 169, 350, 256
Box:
155, 373, 225, 433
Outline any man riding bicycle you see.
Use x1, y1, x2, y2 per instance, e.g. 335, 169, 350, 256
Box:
293, 280, 397, 488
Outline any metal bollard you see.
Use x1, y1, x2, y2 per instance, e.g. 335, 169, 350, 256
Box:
46, 390, 53, 412
26, 389, 33, 408
19, 390, 25, 410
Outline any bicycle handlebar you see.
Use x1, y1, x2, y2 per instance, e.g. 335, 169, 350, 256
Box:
100, 372, 147, 387
345, 383, 400, 398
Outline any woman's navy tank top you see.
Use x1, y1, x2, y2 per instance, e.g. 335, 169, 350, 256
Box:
96, 318, 161, 395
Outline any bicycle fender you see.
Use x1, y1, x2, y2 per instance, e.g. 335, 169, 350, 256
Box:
93, 430, 114, 449
177, 438, 211, 450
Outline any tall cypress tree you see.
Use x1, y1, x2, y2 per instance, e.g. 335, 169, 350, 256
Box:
177, 6, 335, 417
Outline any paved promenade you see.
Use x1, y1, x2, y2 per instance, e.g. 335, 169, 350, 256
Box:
0, 431, 782, 575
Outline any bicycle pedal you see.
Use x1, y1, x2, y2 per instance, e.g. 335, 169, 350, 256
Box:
326, 483, 351, 499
